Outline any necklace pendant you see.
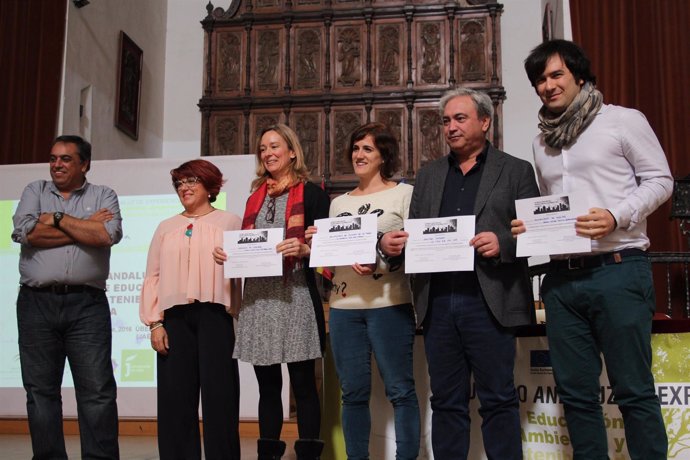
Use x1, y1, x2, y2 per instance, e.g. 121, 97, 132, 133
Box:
185, 223, 193, 237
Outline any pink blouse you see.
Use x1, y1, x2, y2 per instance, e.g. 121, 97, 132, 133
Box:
139, 210, 241, 325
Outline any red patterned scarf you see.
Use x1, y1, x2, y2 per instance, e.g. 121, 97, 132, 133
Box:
243, 180, 306, 274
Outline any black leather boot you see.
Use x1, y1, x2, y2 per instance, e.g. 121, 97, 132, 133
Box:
294, 439, 325, 460
258, 438, 286, 460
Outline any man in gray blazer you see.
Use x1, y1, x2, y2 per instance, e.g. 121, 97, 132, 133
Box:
381, 87, 539, 459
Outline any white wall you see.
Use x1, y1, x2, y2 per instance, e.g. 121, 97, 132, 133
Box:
501, 0, 544, 163
162, 0, 209, 159
501, 0, 572, 164
60, 0, 168, 160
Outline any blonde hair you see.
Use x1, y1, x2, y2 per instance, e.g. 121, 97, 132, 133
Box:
251, 123, 311, 191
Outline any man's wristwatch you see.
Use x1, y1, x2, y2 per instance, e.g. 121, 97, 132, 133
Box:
53, 212, 64, 228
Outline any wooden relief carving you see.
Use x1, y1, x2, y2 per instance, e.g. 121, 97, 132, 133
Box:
217, 33, 242, 92
294, 112, 321, 175
256, 0, 280, 7
333, 111, 362, 175
377, 24, 402, 86
215, 115, 242, 155
460, 19, 486, 82
295, 29, 321, 90
200, 2, 504, 190
374, 109, 404, 173
375, 110, 403, 146
336, 27, 362, 87
418, 109, 445, 167
257, 29, 281, 91
420, 22, 443, 84
255, 114, 282, 139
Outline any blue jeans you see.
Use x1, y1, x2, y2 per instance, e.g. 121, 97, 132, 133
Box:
424, 283, 521, 460
329, 304, 420, 460
543, 256, 667, 460
17, 286, 119, 460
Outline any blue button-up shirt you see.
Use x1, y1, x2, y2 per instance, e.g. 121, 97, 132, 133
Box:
12, 179, 122, 289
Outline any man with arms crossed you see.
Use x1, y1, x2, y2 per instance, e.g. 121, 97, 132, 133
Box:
382, 87, 539, 459
514, 40, 671, 459
12, 135, 122, 459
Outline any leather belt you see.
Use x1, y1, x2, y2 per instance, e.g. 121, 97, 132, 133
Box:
21, 284, 103, 295
549, 248, 646, 271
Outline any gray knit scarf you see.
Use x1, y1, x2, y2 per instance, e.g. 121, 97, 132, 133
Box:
537, 82, 603, 149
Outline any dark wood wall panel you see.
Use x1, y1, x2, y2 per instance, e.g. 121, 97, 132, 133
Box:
215, 32, 244, 94
333, 23, 366, 91
200, 0, 504, 193
291, 109, 324, 176
414, 19, 448, 88
211, 113, 244, 155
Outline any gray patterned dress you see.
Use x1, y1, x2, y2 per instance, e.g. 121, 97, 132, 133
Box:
233, 193, 322, 365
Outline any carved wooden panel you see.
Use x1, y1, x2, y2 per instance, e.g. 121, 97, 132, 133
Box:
295, 0, 323, 7
415, 19, 447, 87
331, 107, 365, 178
254, 0, 281, 12
290, 110, 324, 178
333, 0, 364, 8
374, 21, 405, 88
333, 23, 365, 91
210, 113, 244, 155
253, 26, 284, 94
292, 26, 323, 92
215, 32, 244, 94
372, 105, 407, 177
459, 18, 487, 82
250, 111, 286, 150
414, 105, 445, 169
200, 1, 505, 193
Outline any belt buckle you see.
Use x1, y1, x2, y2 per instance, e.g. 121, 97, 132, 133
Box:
567, 257, 585, 270
51, 284, 69, 295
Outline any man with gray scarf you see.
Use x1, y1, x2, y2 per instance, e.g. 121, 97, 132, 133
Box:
513, 40, 671, 459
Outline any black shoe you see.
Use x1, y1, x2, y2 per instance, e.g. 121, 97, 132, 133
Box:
294, 439, 325, 460
258, 438, 286, 460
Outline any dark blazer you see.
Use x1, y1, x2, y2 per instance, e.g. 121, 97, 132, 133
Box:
409, 144, 540, 328
302, 181, 330, 351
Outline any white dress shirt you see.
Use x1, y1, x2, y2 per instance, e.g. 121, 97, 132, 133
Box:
532, 104, 673, 254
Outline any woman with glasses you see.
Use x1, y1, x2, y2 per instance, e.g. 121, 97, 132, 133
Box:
140, 159, 242, 460
214, 124, 329, 460
307, 122, 420, 459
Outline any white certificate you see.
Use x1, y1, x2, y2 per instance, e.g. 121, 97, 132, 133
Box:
309, 214, 378, 268
404, 216, 475, 273
223, 228, 284, 278
515, 193, 591, 257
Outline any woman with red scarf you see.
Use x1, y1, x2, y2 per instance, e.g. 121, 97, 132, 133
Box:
214, 124, 329, 460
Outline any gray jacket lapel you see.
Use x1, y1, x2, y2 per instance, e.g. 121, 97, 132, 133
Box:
474, 146, 505, 216
428, 157, 450, 217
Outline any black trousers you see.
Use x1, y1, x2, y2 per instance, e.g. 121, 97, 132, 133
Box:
254, 359, 321, 440
157, 302, 241, 460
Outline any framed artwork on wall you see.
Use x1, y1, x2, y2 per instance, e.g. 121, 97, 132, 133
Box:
542, 3, 553, 42
115, 31, 142, 140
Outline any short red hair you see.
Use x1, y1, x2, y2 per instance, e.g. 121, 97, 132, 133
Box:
170, 159, 225, 203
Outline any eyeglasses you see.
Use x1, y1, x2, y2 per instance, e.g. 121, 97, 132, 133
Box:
174, 177, 201, 190
266, 197, 276, 224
